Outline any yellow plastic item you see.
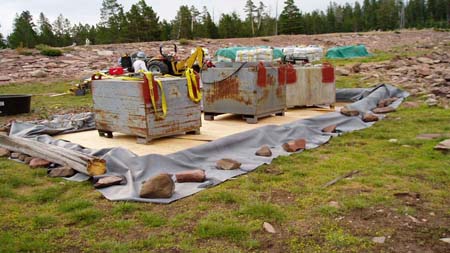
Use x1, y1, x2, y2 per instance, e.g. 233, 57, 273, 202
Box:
185, 68, 202, 103
144, 72, 167, 120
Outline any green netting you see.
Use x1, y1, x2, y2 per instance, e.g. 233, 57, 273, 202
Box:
325, 45, 370, 59
215, 46, 284, 61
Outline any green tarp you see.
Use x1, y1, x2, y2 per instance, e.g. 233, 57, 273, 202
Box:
326, 45, 370, 59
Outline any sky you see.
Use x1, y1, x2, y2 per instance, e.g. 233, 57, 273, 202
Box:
0, 0, 360, 35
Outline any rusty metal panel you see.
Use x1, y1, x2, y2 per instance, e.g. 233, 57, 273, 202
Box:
202, 62, 286, 122
92, 77, 201, 142
286, 66, 336, 108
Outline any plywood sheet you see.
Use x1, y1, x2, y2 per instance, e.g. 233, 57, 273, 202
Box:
57, 105, 345, 156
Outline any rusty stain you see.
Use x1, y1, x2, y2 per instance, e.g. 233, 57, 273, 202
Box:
205, 76, 252, 105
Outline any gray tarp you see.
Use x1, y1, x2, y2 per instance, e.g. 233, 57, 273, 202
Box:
8, 84, 409, 203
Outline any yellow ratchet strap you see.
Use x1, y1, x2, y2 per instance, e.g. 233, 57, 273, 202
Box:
144, 72, 167, 120
185, 68, 202, 103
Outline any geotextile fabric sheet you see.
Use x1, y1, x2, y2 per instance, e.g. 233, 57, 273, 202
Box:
8, 84, 409, 203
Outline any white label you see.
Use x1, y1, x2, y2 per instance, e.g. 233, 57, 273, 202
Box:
0, 101, 4, 106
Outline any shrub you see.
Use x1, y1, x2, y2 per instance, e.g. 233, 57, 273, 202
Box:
40, 48, 63, 57
16, 46, 33, 56
179, 38, 190, 45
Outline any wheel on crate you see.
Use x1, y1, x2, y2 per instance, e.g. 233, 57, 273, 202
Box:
204, 114, 215, 121
187, 129, 201, 135
275, 111, 286, 116
330, 104, 336, 110
98, 130, 113, 138
244, 116, 258, 124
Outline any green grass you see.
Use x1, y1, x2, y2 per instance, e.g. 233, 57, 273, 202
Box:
0, 80, 92, 123
140, 212, 167, 227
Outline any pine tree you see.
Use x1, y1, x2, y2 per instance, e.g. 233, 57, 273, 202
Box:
353, 1, 363, 32
200, 6, 219, 39
218, 12, 244, 38
53, 14, 72, 46
7, 11, 38, 48
279, 0, 302, 34
159, 20, 172, 41
0, 24, 6, 48
37, 13, 56, 46
244, 0, 257, 36
138, 0, 160, 41
171, 5, 193, 39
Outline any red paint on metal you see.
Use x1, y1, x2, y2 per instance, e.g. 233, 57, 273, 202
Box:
286, 64, 297, 84
278, 64, 286, 85
257, 62, 267, 87
322, 62, 335, 83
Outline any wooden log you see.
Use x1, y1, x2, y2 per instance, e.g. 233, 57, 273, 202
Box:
0, 135, 106, 176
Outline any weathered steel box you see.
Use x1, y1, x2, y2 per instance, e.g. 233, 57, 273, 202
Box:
92, 77, 201, 144
286, 65, 336, 108
201, 62, 286, 124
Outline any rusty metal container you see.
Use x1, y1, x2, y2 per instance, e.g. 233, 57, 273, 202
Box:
286, 65, 336, 108
201, 62, 286, 124
92, 77, 201, 144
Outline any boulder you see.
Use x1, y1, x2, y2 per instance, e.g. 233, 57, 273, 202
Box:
0, 148, 10, 157
140, 173, 175, 199
216, 159, 241, 170
175, 169, 206, 183
29, 158, 51, 168
282, 139, 306, 152
255, 145, 272, 157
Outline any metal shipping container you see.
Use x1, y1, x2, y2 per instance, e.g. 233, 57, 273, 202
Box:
201, 62, 286, 124
286, 65, 336, 108
92, 77, 201, 144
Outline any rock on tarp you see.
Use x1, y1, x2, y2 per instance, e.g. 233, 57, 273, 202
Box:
326, 45, 370, 59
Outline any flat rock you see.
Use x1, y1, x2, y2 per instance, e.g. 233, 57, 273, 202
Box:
140, 173, 175, 199
362, 113, 379, 122
30, 69, 47, 78
416, 133, 450, 140
216, 158, 241, 170
282, 139, 306, 152
401, 101, 420, 108
0, 76, 11, 82
378, 97, 398, 107
417, 57, 434, 64
48, 166, 77, 177
10, 152, 21, 159
322, 124, 337, 133
340, 107, 360, 117
372, 106, 396, 114
29, 158, 51, 168
94, 175, 125, 188
263, 222, 276, 234
372, 236, 386, 244
175, 169, 206, 183
434, 139, 450, 151
255, 145, 272, 157
440, 238, 450, 243
24, 156, 33, 164
18, 154, 28, 161
0, 148, 10, 157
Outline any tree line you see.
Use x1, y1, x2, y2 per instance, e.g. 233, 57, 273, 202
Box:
0, 0, 449, 49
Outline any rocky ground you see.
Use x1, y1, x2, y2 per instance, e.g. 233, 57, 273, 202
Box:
0, 29, 448, 83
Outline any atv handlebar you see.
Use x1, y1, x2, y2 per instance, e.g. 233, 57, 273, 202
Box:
160, 43, 177, 58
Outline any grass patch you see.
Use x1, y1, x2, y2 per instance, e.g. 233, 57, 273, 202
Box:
198, 190, 242, 204
196, 214, 251, 242
32, 215, 58, 229
112, 202, 138, 215
31, 186, 67, 203
68, 208, 101, 225
140, 212, 167, 227
238, 202, 286, 222
58, 199, 93, 213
